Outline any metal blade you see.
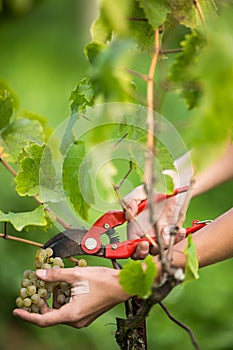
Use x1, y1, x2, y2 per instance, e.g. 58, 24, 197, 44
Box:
44, 228, 87, 258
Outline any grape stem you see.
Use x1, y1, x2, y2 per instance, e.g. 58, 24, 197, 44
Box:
0, 232, 79, 264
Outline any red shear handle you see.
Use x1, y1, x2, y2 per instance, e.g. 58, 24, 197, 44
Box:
105, 237, 154, 259
105, 219, 209, 259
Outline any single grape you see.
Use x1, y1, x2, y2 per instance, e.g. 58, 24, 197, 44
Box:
23, 298, 32, 307
38, 288, 47, 298
41, 263, 52, 269
22, 306, 31, 312
46, 282, 54, 293
27, 285, 37, 296
78, 259, 88, 267
21, 278, 30, 288
52, 257, 64, 268
23, 270, 32, 279
36, 297, 44, 308
45, 247, 53, 257
31, 304, 39, 313
37, 279, 46, 288
28, 271, 36, 280
57, 293, 66, 304
15, 296, 24, 308
19, 287, 28, 299
35, 249, 47, 263
31, 294, 40, 304
34, 260, 42, 269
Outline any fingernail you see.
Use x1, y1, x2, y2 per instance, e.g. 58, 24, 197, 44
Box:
36, 269, 47, 278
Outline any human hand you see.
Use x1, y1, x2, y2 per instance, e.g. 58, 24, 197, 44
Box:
123, 184, 187, 259
13, 266, 129, 328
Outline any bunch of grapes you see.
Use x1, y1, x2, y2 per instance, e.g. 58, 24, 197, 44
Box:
15, 247, 85, 313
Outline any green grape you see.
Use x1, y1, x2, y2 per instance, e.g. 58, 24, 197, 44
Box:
46, 282, 54, 293
41, 263, 52, 269
28, 271, 36, 280
15, 296, 24, 308
31, 293, 40, 304
36, 297, 44, 308
31, 304, 39, 313
38, 288, 47, 298
52, 257, 64, 268
44, 292, 51, 300
23, 298, 32, 307
21, 278, 30, 288
22, 306, 31, 312
45, 247, 53, 257
34, 260, 42, 269
23, 270, 32, 279
57, 293, 66, 304
35, 248, 47, 263
19, 287, 28, 299
27, 285, 37, 296
37, 279, 46, 288
78, 259, 88, 267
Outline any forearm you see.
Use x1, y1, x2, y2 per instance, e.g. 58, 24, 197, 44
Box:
192, 143, 233, 198
164, 208, 233, 269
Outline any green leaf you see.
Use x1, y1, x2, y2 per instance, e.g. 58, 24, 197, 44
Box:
15, 144, 45, 197
16, 110, 52, 141
169, 0, 218, 29
90, 6, 112, 43
138, 0, 170, 29
119, 255, 157, 298
183, 234, 199, 286
70, 78, 95, 114
128, 1, 155, 53
169, 30, 206, 109
62, 141, 95, 221
0, 81, 18, 130
90, 39, 134, 102
0, 206, 48, 231
1, 117, 44, 162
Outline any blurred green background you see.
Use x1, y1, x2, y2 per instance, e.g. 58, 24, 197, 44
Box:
0, 1, 232, 349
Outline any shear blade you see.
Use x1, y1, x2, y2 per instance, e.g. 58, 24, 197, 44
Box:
44, 228, 87, 258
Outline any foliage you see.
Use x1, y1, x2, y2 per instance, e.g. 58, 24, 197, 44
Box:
183, 234, 199, 286
0, 0, 233, 349
119, 255, 157, 298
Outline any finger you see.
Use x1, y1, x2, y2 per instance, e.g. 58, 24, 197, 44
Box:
124, 200, 138, 220
13, 304, 73, 327
132, 241, 150, 260
36, 267, 79, 284
40, 300, 51, 314
175, 227, 186, 242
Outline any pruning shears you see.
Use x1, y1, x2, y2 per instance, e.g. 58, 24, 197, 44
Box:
44, 186, 211, 259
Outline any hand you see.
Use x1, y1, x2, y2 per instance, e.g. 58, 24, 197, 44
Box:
123, 185, 187, 260
13, 266, 129, 328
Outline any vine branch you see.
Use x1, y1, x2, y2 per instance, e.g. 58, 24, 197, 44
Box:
159, 302, 201, 350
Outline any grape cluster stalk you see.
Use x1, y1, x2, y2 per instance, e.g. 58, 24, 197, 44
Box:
15, 247, 87, 313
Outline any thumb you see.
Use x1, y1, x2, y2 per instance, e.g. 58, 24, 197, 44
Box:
36, 267, 78, 284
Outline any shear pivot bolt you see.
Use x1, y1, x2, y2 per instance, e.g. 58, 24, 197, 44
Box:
111, 244, 117, 250
104, 223, 110, 229
85, 238, 98, 250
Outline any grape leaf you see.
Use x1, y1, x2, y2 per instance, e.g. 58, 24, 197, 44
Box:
0, 206, 48, 231
169, 30, 205, 109
90, 39, 134, 102
119, 255, 157, 298
137, 0, 170, 29
62, 141, 94, 221
90, 6, 112, 43
183, 234, 199, 286
128, 1, 155, 53
0, 81, 18, 130
15, 144, 46, 197
70, 78, 95, 114
16, 110, 52, 141
169, 0, 218, 29
1, 117, 44, 162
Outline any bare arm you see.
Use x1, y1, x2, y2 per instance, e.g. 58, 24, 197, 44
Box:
192, 143, 233, 197
165, 207, 233, 269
